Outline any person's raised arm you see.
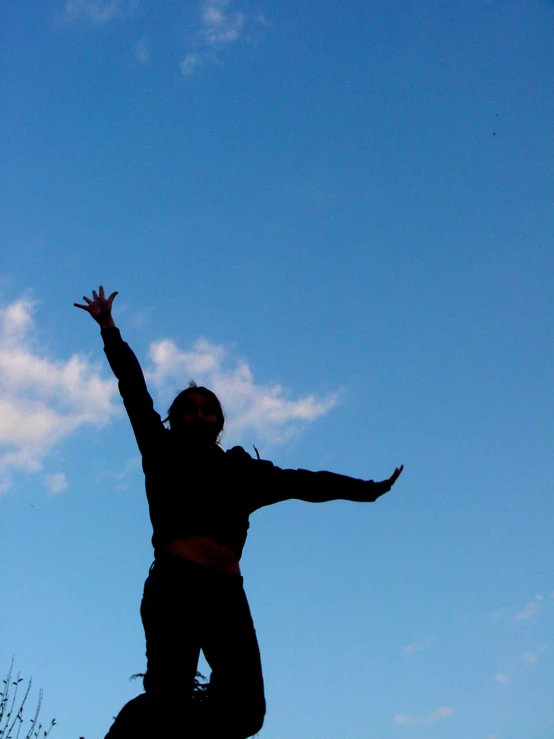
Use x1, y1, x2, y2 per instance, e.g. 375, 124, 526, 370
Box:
74, 286, 165, 457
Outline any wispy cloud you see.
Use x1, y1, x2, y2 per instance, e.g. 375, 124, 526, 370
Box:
199, 0, 245, 46
394, 707, 454, 725
45, 472, 68, 496
495, 670, 510, 684
0, 296, 119, 492
111, 456, 141, 481
146, 337, 339, 446
181, 0, 267, 75
520, 651, 539, 666
64, 0, 138, 23
404, 637, 434, 654
180, 53, 201, 77
109, 456, 141, 491
515, 594, 543, 620
136, 36, 150, 65
521, 645, 547, 667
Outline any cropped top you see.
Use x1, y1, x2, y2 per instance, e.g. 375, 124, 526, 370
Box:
101, 327, 390, 561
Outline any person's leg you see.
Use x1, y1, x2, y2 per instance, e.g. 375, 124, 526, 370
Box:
140, 558, 204, 733
103, 559, 202, 739
199, 572, 266, 739
103, 558, 265, 739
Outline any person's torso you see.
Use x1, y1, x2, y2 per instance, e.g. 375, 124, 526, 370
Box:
142, 440, 255, 568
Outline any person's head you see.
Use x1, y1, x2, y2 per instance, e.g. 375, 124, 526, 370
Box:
166, 381, 225, 444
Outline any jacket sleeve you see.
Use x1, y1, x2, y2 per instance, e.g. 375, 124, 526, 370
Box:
101, 327, 165, 457
248, 458, 391, 511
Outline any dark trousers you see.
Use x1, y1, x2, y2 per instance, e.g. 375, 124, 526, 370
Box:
104, 553, 266, 738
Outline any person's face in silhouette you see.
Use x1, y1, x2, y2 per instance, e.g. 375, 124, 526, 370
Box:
180, 392, 219, 443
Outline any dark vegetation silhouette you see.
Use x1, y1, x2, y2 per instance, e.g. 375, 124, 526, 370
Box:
129, 670, 209, 704
0, 658, 56, 739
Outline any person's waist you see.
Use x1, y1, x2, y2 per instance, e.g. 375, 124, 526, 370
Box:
157, 536, 242, 575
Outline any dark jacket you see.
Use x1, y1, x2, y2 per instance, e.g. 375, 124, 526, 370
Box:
102, 327, 390, 560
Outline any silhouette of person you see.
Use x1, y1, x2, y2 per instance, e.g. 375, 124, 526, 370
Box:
75, 286, 404, 739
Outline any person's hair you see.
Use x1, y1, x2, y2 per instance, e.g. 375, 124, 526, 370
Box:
165, 381, 225, 441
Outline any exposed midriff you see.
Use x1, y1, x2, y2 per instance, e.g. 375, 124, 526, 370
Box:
161, 535, 241, 575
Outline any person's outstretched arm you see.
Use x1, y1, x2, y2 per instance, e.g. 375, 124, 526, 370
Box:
74, 286, 165, 457
243, 451, 404, 511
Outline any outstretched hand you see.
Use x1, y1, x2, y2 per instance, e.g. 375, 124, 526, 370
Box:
74, 285, 118, 327
387, 464, 404, 487
374, 464, 404, 499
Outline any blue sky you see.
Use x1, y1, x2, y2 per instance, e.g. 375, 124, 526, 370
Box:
1, 0, 553, 737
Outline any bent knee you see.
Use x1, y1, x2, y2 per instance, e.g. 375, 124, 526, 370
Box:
235, 713, 265, 739
217, 694, 265, 739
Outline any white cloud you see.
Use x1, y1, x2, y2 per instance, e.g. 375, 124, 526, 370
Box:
515, 594, 543, 620
489, 608, 504, 622
111, 456, 141, 481
64, 0, 137, 23
521, 645, 547, 667
521, 651, 538, 666
181, 0, 267, 76
136, 37, 150, 65
109, 456, 141, 491
404, 637, 434, 654
146, 337, 339, 445
495, 670, 510, 684
181, 53, 201, 77
45, 473, 68, 496
199, 0, 245, 47
394, 707, 454, 725
0, 296, 119, 491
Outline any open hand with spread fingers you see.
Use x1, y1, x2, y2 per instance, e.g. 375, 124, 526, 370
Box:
74, 285, 118, 328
